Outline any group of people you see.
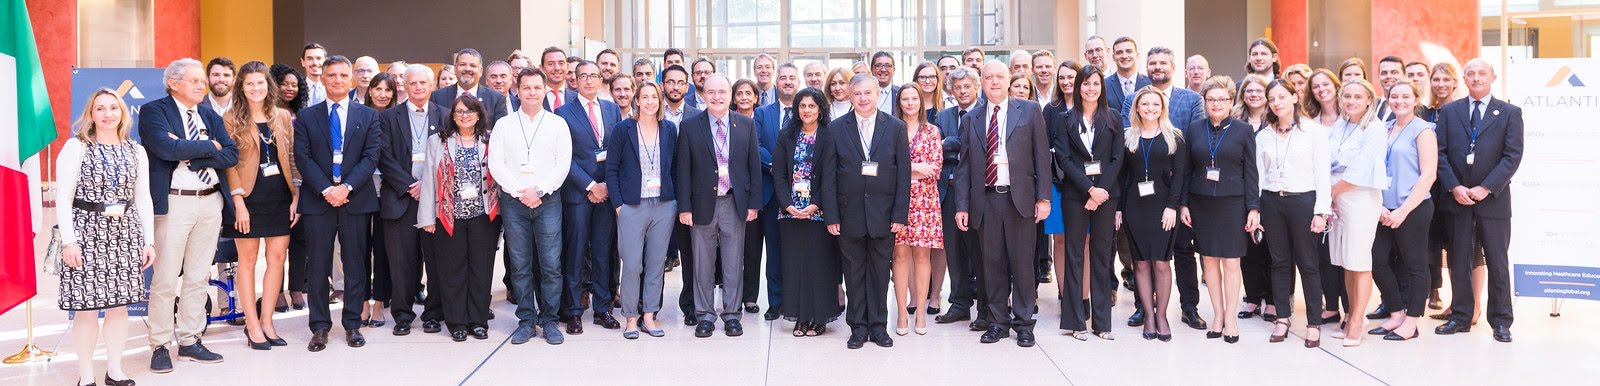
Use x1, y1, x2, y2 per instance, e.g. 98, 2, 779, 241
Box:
53, 35, 1522, 385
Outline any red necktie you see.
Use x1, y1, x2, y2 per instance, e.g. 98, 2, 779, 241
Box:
985, 105, 1000, 186
587, 101, 603, 142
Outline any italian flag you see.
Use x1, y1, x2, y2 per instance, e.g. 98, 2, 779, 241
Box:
1, 0, 57, 315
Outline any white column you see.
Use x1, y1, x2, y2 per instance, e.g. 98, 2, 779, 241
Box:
1094, 0, 1187, 66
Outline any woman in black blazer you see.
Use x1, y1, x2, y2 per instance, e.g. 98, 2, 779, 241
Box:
773, 88, 842, 337
1181, 76, 1260, 343
605, 81, 678, 339
1049, 65, 1125, 340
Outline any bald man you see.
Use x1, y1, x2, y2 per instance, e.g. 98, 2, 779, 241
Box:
675, 74, 762, 338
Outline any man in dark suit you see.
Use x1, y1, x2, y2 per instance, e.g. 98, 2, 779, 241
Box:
1105, 37, 1152, 128
293, 55, 385, 352
484, 60, 520, 115
1374, 56, 1406, 121
817, 73, 912, 349
140, 58, 238, 373
746, 63, 800, 320
1128, 47, 1209, 330
432, 48, 509, 126
376, 64, 448, 336
1433, 58, 1522, 343
540, 47, 579, 111
674, 74, 761, 338
554, 60, 624, 334
870, 51, 901, 114
931, 67, 989, 329
661, 64, 707, 322
953, 60, 1052, 348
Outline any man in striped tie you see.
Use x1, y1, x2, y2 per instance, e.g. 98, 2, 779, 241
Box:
952, 60, 1052, 348
138, 57, 238, 373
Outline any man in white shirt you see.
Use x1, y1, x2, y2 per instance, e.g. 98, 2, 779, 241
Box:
1032, 51, 1056, 106
484, 60, 517, 114
803, 62, 827, 91
871, 51, 898, 114
301, 43, 328, 107
752, 53, 777, 106
203, 57, 234, 113
490, 67, 574, 346
375, 64, 447, 336
542, 47, 574, 111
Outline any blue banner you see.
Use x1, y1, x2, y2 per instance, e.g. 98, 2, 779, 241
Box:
71, 67, 168, 144
1515, 264, 1600, 301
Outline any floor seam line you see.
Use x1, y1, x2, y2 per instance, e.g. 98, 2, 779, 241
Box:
459, 332, 514, 385
1034, 340, 1075, 386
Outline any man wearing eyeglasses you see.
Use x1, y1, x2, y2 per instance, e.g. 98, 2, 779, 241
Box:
688, 58, 716, 112
870, 51, 898, 114
351, 56, 380, 105
554, 60, 624, 334
1083, 36, 1109, 75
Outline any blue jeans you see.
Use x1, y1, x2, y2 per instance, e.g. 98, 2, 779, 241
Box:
500, 193, 564, 327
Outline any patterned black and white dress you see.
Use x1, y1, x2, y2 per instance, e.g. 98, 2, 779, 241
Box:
54, 139, 154, 311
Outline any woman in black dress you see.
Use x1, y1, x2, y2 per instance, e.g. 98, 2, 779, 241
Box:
222, 61, 298, 349
270, 63, 310, 311
775, 88, 842, 337
1050, 65, 1123, 340
1118, 87, 1188, 342
1182, 76, 1259, 343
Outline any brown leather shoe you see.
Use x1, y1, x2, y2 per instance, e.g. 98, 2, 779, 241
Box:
565, 316, 585, 335
307, 329, 329, 352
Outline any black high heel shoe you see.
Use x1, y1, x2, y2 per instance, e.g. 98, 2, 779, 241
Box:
264, 330, 288, 346
246, 330, 272, 351
1206, 331, 1223, 339
1224, 335, 1240, 343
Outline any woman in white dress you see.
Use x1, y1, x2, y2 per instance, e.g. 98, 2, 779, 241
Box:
1324, 79, 1389, 346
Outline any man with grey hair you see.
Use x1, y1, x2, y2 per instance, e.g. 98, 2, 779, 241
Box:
931, 65, 988, 329
675, 73, 761, 338
753, 53, 777, 106
1009, 50, 1033, 79
803, 62, 827, 90
351, 56, 380, 104
484, 60, 518, 114
141, 57, 238, 372
386, 61, 409, 100
376, 63, 448, 337
1185, 55, 1211, 94
817, 72, 911, 349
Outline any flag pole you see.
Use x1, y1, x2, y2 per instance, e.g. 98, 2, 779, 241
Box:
3, 300, 53, 364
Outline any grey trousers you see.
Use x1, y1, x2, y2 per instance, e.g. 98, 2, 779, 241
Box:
618, 198, 676, 318
692, 196, 746, 322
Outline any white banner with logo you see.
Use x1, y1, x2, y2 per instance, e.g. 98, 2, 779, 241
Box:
1507, 58, 1600, 301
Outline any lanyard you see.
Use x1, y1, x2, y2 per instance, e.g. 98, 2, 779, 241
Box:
712, 119, 731, 161
1083, 116, 1097, 163
97, 143, 125, 188
640, 122, 661, 173
518, 111, 547, 158
260, 127, 277, 166
1140, 136, 1156, 181
1468, 102, 1484, 150
1206, 121, 1231, 168
1273, 125, 1296, 175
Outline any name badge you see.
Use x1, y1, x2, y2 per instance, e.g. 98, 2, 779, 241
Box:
1465, 152, 1475, 165
595, 149, 608, 162
718, 164, 730, 178
1137, 181, 1156, 197
1084, 161, 1101, 176
993, 152, 1009, 165
793, 179, 811, 194
1206, 167, 1221, 181
519, 162, 537, 175
458, 185, 480, 199
412, 152, 425, 163
262, 162, 281, 177
103, 201, 128, 217
644, 177, 661, 189
861, 161, 879, 177
333, 153, 344, 165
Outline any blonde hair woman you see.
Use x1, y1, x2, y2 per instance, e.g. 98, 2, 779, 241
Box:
56, 88, 154, 386
1324, 78, 1389, 346
1118, 86, 1188, 342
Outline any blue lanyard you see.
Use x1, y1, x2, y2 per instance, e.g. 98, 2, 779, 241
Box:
261, 131, 275, 165
1140, 136, 1156, 181
97, 143, 124, 188
1206, 121, 1231, 167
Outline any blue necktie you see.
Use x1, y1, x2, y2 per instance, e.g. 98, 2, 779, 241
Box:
331, 102, 343, 180
1469, 101, 1482, 137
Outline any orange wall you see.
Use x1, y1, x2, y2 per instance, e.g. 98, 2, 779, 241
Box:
1371, 0, 1480, 66
201, 0, 275, 64
155, 0, 202, 64
1271, 0, 1309, 66
26, 0, 76, 168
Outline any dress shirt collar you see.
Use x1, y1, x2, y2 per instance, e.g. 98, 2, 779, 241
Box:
408, 100, 430, 113
988, 97, 1009, 113
1468, 94, 1494, 107
174, 98, 199, 114
577, 94, 601, 107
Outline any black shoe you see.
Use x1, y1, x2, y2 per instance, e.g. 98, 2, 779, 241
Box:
1322, 312, 1343, 325
1127, 309, 1146, 327
846, 332, 867, 349
177, 340, 224, 363
1367, 326, 1392, 336
1493, 326, 1513, 343
422, 320, 442, 334
1037, 273, 1051, 284
345, 330, 366, 348
1142, 331, 1158, 340
565, 316, 585, 335
594, 313, 622, 330
724, 320, 744, 337
935, 310, 971, 324
763, 310, 781, 321
1158, 333, 1172, 342
906, 306, 916, 315
266, 334, 287, 347
1434, 320, 1472, 335
1017, 329, 1036, 347
979, 326, 1010, 343
1181, 310, 1207, 330
1206, 331, 1223, 339
684, 315, 698, 326
969, 318, 992, 332
694, 321, 715, 338
1224, 335, 1240, 344
927, 305, 941, 315
1238, 307, 1260, 319
246, 334, 271, 351
308, 329, 329, 352
1262, 312, 1279, 323
1366, 303, 1390, 319
1383, 328, 1420, 341
103, 375, 135, 386
870, 330, 894, 347
450, 330, 468, 342
393, 322, 412, 336
470, 326, 489, 340
149, 346, 173, 373
744, 303, 761, 314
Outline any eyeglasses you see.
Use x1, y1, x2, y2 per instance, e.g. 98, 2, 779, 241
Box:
1204, 97, 1232, 104
576, 73, 601, 80
453, 109, 477, 117
354, 68, 375, 75
872, 63, 894, 69
915, 75, 938, 81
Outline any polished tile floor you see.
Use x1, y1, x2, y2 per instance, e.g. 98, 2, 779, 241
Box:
2, 257, 1596, 385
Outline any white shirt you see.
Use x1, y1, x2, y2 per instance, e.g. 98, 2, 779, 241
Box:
406, 100, 432, 179
988, 98, 1012, 186
55, 139, 154, 246
457, 84, 479, 100
169, 99, 217, 190
489, 109, 573, 199
546, 86, 569, 111
664, 102, 689, 126
1120, 76, 1135, 97
1255, 119, 1332, 215
318, 97, 352, 194
830, 101, 851, 120
1079, 115, 1096, 153
855, 111, 876, 155
305, 80, 327, 107
877, 86, 894, 114
207, 94, 232, 114
1467, 95, 1494, 123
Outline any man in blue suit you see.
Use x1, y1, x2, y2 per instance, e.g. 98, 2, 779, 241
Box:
1126, 46, 1209, 330
1105, 37, 1151, 128
431, 48, 509, 126
293, 55, 385, 352
141, 57, 238, 373
746, 63, 800, 320
555, 60, 624, 334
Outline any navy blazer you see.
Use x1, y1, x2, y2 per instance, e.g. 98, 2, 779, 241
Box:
375, 101, 448, 220
1436, 96, 1523, 218
431, 84, 509, 126
605, 118, 678, 208
293, 100, 384, 216
751, 101, 789, 205
137, 96, 239, 216
1051, 106, 1126, 201
674, 110, 762, 224
555, 96, 623, 203
816, 111, 912, 238
1182, 117, 1260, 210
932, 104, 974, 185
541, 88, 579, 112
1106, 72, 1152, 127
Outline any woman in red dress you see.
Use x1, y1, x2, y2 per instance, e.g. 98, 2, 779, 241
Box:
891, 81, 944, 336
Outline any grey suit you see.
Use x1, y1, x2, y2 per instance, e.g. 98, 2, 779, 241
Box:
952, 98, 1051, 331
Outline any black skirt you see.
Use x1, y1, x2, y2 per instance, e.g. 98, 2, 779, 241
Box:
778, 218, 842, 322
222, 165, 293, 238
1189, 194, 1248, 258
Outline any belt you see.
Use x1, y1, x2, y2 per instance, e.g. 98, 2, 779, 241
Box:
987, 185, 1011, 194
72, 198, 119, 213
170, 187, 220, 196
1267, 190, 1310, 197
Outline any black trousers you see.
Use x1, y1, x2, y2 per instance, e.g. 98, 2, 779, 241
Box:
433, 215, 500, 330
676, 222, 698, 316
367, 216, 391, 303
382, 201, 431, 323
839, 234, 894, 331
1262, 192, 1323, 325
977, 191, 1038, 331
1241, 235, 1276, 308
1373, 200, 1434, 317
740, 206, 767, 306
1319, 237, 1348, 313
287, 221, 309, 292
1061, 198, 1117, 332
1035, 222, 1050, 279
303, 210, 372, 332
941, 188, 984, 317
1448, 209, 1513, 328
1172, 224, 1201, 313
